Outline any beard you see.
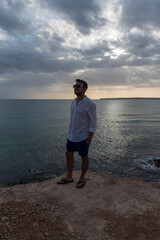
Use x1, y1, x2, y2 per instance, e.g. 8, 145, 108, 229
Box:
75, 91, 84, 96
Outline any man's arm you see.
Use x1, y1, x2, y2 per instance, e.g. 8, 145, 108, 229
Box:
86, 102, 97, 144
86, 132, 94, 144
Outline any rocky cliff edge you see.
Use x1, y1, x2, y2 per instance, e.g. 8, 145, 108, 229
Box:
0, 170, 160, 240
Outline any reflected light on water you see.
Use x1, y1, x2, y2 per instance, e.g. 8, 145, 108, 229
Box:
91, 99, 160, 181
99, 100, 128, 149
94, 100, 131, 176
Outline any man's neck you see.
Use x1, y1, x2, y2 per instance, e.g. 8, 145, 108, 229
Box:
76, 94, 85, 103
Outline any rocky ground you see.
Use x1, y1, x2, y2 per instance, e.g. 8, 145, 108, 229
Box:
0, 170, 160, 240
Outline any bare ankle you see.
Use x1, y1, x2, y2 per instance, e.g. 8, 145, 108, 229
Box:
80, 175, 85, 180
66, 175, 73, 180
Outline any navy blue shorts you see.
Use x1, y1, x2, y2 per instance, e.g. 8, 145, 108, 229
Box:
66, 139, 90, 156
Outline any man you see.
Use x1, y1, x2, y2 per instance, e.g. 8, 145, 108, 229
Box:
57, 79, 97, 188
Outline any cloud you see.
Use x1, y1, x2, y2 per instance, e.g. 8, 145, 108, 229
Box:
0, 40, 86, 74
41, 0, 106, 34
121, 0, 160, 30
76, 41, 111, 58
0, 0, 31, 33
0, 0, 160, 98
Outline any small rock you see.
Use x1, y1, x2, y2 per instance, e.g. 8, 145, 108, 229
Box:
5, 221, 10, 226
44, 233, 50, 237
33, 223, 39, 227
51, 207, 55, 212
1, 217, 8, 222
124, 234, 129, 238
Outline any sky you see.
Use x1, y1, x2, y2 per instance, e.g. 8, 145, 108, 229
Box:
0, 0, 160, 99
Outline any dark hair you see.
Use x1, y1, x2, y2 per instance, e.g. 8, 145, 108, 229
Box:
75, 79, 88, 89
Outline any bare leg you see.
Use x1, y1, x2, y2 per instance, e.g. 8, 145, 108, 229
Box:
76, 155, 89, 188
57, 151, 74, 184
80, 155, 89, 180
66, 151, 74, 180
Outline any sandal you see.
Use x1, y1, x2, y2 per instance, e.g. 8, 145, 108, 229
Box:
57, 178, 74, 184
76, 180, 86, 188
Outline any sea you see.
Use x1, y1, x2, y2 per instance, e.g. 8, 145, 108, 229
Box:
0, 98, 160, 187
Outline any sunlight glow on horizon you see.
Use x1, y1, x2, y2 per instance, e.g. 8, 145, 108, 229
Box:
3, 85, 159, 100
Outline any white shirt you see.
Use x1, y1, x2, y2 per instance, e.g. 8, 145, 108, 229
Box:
68, 96, 97, 142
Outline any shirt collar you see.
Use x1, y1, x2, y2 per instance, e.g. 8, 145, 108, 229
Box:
75, 96, 87, 106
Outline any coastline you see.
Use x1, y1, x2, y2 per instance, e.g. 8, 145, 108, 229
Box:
0, 170, 160, 239
100, 97, 160, 100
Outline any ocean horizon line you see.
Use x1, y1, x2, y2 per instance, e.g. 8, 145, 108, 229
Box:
1, 97, 160, 100
100, 97, 160, 100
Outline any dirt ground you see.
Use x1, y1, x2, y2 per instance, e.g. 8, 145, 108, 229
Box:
0, 170, 160, 240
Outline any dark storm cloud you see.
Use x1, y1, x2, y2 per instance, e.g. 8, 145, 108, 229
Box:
0, 43, 86, 74
1, 0, 160, 97
0, 28, 87, 77
120, 33, 159, 58
77, 41, 111, 57
0, 0, 30, 32
86, 54, 129, 69
121, 0, 160, 29
42, 0, 106, 34
114, 0, 160, 74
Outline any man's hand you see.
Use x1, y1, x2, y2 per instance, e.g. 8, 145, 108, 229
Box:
86, 137, 92, 145
86, 132, 94, 145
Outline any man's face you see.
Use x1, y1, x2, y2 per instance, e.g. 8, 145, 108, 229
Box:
73, 82, 86, 96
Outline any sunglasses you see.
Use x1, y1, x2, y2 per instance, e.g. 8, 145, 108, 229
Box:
73, 84, 82, 89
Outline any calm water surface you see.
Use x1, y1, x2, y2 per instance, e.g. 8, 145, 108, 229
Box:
0, 99, 160, 186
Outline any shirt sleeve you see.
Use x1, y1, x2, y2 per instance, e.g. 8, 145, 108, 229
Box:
88, 102, 97, 132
